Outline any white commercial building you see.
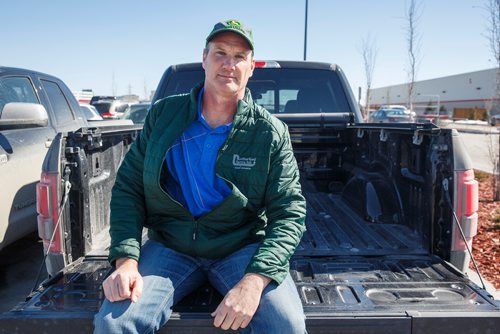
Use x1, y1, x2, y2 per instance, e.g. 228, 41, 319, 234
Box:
368, 68, 499, 120
72, 89, 93, 104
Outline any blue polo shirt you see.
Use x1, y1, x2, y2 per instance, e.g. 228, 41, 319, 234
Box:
165, 88, 232, 217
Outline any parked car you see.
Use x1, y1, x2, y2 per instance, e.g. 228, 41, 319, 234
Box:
79, 103, 103, 121
370, 108, 414, 123
89, 95, 115, 105
92, 99, 129, 119
379, 104, 408, 112
380, 104, 416, 119
490, 113, 500, 126
121, 102, 150, 124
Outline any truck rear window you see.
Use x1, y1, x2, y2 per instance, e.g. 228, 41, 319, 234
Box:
162, 68, 351, 114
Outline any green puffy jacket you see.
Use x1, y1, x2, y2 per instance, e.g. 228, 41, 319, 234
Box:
109, 84, 306, 284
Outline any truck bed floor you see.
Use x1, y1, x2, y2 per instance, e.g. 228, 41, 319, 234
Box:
297, 192, 425, 256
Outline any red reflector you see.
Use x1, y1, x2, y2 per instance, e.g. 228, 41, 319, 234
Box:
36, 183, 51, 217
36, 172, 63, 253
452, 169, 479, 252
463, 170, 478, 216
255, 61, 266, 68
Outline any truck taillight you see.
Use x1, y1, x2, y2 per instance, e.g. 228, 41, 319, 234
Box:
36, 172, 63, 253
452, 169, 479, 252
101, 112, 115, 118
254, 61, 280, 68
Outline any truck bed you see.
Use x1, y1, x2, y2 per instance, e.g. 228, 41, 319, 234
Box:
1, 190, 498, 334
2, 124, 498, 333
297, 192, 426, 256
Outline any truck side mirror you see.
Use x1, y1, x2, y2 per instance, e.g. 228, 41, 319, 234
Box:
0, 102, 49, 130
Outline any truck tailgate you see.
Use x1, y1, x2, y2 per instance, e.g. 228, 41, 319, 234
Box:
1, 249, 498, 333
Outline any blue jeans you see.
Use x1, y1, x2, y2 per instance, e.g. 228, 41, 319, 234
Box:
94, 240, 306, 333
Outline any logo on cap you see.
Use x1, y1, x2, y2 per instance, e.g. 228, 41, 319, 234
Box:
226, 20, 241, 28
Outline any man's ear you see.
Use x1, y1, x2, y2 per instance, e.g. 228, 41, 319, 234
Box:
249, 58, 256, 77
202, 48, 208, 69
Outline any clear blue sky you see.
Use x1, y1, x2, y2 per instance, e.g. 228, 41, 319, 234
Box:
1, 0, 493, 101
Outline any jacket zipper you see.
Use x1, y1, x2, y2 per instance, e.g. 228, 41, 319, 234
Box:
216, 105, 242, 163
192, 221, 198, 240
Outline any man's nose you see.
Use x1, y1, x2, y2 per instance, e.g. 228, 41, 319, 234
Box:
222, 56, 237, 69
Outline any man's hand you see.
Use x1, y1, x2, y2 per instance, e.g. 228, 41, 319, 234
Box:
102, 258, 143, 303
211, 273, 271, 330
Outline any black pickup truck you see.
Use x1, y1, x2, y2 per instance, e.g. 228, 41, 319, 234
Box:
1, 61, 498, 333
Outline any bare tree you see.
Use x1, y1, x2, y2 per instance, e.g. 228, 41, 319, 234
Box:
486, 0, 500, 69
111, 71, 117, 96
485, 0, 500, 200
405, 0, 422, 113
143, 78, 148, 101
360, 35, 378, 120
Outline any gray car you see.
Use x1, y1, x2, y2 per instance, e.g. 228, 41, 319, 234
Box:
79, 103, 103, 121
121, 102, 150, 124
490, 113, 500, 126
370, 108, 414, 123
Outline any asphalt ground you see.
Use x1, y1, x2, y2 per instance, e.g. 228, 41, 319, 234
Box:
0, 232, 46, 312
440, 120, 500, 134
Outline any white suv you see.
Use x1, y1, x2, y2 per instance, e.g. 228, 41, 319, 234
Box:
92, 99, 129, 119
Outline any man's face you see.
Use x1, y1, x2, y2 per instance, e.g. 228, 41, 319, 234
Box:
202, 32, 255, 99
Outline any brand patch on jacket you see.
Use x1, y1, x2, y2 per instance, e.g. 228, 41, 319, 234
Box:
232, 154, 256, 170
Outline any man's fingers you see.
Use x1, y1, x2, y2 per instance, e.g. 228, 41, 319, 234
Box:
103, 274, 134, 302
210, 301, 220, 317
117, 276, 132, 299
212, 304, 227, 328
102, 258, 141, 303
103, 276, 117, 302
240, 316, 252, 329
220, 311, 237, 331
231, 316, 246, 331
130, 275, 143, 302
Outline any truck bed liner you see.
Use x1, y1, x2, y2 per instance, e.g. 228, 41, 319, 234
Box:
297, 192, 426, 256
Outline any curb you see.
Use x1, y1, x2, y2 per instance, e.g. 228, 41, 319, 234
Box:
466, 269, 500, 300
441, 125, 500, 135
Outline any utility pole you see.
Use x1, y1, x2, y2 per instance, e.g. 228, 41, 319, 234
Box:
304, 0, 308, 61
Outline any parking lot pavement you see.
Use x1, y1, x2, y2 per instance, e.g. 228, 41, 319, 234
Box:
0, 232, 47, 312
440, 120, 500, 134
466, 269, 500, 300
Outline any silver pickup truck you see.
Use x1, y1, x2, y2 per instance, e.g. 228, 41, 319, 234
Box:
0, 67, 131, 251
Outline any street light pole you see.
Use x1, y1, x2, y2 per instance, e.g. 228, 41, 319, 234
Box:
304, 0, 308, 61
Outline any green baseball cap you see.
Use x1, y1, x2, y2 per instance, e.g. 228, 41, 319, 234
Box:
206, 19, 254, 51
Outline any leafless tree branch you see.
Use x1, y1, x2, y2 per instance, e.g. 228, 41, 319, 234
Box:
360, 35, 378, 119
485, 0, 500, 200
405, 0, 422, 112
